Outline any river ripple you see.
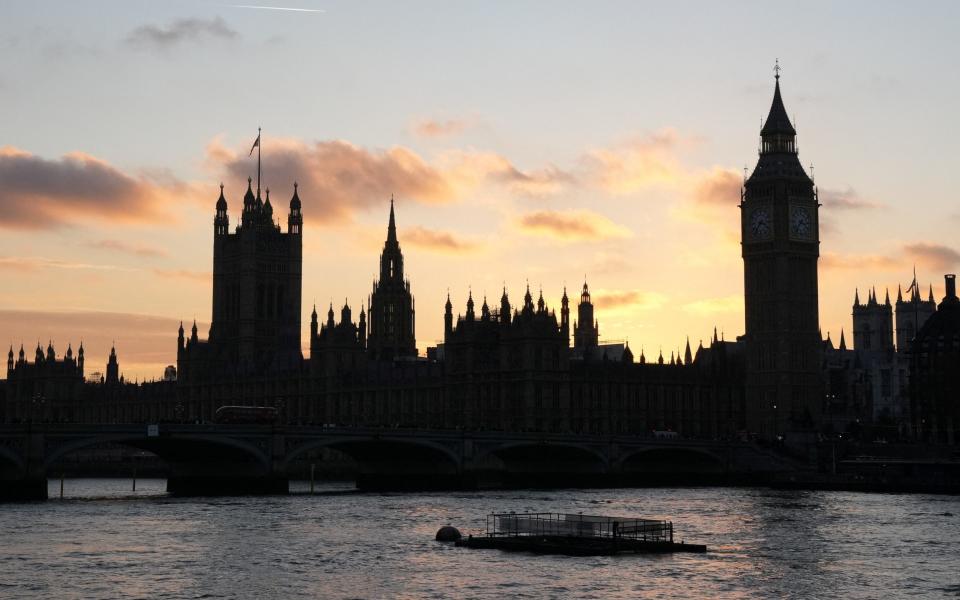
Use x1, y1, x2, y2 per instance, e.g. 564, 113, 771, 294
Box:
0, 480, 958, 599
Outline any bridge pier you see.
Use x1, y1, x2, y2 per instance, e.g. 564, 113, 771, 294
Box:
0, 477, 47, 501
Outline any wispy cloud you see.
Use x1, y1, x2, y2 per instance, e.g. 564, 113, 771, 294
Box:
821, 252, 900, 270
693, 168, 741, 207
125, 17, 238, 49
0, 256, 138, 273
516, 209, 631, 242
152, 268, 211, 283
580, 129, 694, 194
209, 136, 577, 223
683, 295, 743, 316
903, 242, 960, 271
86, 239, 168, 258
228, 4, 326, 12
402, 226, 480, 254
820, 186, 883, 211
411, 117, 472, 139
593, 290, 668, 311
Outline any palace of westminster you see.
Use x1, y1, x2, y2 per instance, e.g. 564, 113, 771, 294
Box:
3, 75, 959, 446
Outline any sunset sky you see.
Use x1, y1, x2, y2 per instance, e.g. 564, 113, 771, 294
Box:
2, 1, 959, 380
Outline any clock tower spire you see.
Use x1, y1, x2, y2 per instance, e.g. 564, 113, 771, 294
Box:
741, 64, 821, 441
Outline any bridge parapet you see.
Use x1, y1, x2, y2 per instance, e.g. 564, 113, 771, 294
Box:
0, 424, 794, 499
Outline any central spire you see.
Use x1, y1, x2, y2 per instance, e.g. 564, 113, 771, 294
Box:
387, 194, 397, 243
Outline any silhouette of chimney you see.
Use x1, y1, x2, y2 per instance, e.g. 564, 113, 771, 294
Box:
945, 274, 956, 301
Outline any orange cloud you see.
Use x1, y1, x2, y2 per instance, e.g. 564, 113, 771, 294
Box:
211, 138, 455, 223
903, 242, 960, 271
86, 239, 168, 258
821, 252, 901, 270
0, 146, 186, 230
693, 168, 742, 207
517, 210, 631, 241
152, 268, 211, 283
438, 150, 574, 197
411, 118, 471, 139
593, 290, 667, 311
0, 256, 136, 273
208, 137, 578, 222
402, 226, 480, 254
580, 129, 692, 194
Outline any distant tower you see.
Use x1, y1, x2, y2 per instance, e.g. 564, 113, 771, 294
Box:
214, 183, 229, 236
288, 182, 303, 235
853, 287, 893, 351
895, 274, 937, 351
367, 198, 417, 360
742, 65, 821, 437
106, 344, 119, 385
358, 305, 367, 349
560, 287, 570, 344
574, 281, 599, 350
499, 288, 511, 324
444, 293, 454, 342
206, 176, 303, 374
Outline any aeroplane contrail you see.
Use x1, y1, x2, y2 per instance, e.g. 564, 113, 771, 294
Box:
228, 4, 326, 12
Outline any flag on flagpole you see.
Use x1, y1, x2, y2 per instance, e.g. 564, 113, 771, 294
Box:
249, 132, 261, 156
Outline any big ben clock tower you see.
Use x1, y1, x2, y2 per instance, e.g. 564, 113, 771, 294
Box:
742, 65, 822, 439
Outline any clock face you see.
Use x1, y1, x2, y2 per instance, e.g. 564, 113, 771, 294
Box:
750, 208, 772, 239
790, 206, 812, 238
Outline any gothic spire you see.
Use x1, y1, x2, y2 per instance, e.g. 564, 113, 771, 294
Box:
684, 337, 693, 365
929, 284, 935, 303
761, 61, 797, 139
290, 181, 301, 210
216, 182, 227, 211
839, 328, 847, 351
854, 288, 861, 306
387, 194, 397, 243
897, 284, 903, 303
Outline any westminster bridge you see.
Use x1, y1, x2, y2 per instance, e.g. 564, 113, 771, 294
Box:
0, 424, 796, 500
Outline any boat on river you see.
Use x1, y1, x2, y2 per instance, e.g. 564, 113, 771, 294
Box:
455, 512, 706, 556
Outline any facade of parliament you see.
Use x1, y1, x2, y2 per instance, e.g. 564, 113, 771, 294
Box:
3, 76, 958, 445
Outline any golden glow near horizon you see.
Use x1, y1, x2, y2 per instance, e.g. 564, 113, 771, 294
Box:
2, 3, 958, 380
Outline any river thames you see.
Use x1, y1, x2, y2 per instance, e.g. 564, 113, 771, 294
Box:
0, 480, 958, 599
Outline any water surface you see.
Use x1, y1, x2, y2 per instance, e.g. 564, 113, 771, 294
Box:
1, 479, 958, 599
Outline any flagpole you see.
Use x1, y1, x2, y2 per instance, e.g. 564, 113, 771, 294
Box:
257, 127, 262, 199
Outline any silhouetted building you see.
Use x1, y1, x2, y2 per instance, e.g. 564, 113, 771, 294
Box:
896, 278, 937, 351
573, 281, 599, 352
366, 198, 417, 361
180, 180, 303, 381
741, 69, 821, 439
310, 301, 366, 376
910, 274, 960, 444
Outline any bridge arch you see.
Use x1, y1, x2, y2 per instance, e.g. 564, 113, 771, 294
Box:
616, 446, 726, 474
41, 433, 272, 472
0, 443, 26, 471
283, 435, 461, 472
477, 440, 609, 472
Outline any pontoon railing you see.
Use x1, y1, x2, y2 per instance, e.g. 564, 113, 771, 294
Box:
485, 512, 673, 543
